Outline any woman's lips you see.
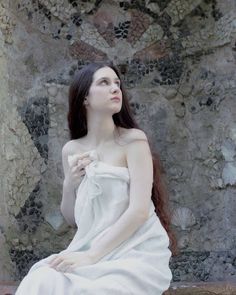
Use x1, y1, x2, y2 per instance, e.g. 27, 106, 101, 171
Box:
111, 97, 121, 102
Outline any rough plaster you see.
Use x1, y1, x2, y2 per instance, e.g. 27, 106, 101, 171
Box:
0, 0, 235, 284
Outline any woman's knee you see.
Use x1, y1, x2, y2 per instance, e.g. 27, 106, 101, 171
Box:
27, 265, 61, 290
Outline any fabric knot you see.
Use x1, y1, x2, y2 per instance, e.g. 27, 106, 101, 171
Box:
68, 149, 102, 200
85, 150, 103, 200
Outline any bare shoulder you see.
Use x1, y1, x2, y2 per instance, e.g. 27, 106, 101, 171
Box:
121, 128, 148, 144
62, 139, 83, 157
120, 128, 151, 162
62, 140, 74, 156
123, 128, 153, 183
61, 139, 85, 179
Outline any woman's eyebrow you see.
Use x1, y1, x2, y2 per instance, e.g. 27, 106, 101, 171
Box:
97, 77, 120, 82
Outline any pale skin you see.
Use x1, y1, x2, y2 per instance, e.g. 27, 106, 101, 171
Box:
48, 66, 153, 273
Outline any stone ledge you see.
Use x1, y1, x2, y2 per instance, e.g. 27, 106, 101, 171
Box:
0, 281, 18, 295
0, 281, 236, 294
164, 281, 236, 295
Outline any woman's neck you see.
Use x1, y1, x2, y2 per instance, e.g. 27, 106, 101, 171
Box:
85, 122, 118, 147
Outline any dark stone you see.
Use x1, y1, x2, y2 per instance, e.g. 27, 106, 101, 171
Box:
155, 0, 172, 11
170, 250, 236, 282
156, 54, 184, 85
43, 8, 51, 20
206, 97, 213, 106
71, 13, 82, 26
114, 21, 130, 39
15, 181, 44, 234
190, 5, 208, 18
29, 194, 35, 201
27, 11, 33, 20
68, 0, 78, 7
36, 201, 43, 209
52, 34, 60, 40
211, 0, 223, 21
117, 59, 160, 88
9, 247, 43, 280
158, 12, 172, 38
28, 208, 35, 215
18, 97, 49, 163
30, 200, 35, 207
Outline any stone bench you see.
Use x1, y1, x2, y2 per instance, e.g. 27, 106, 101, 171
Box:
0, 281, 18, 295
164, 281, 236, 295
1, 281, 236, 294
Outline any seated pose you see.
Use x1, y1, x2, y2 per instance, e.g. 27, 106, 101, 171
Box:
15, 61, 177, 295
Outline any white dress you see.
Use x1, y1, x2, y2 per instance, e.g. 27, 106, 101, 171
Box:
15, 149, 172, 295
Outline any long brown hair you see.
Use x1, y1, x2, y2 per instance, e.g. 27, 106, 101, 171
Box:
67, 61, 179, 256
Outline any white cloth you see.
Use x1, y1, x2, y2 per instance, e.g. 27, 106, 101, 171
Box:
15, 149, 172, 295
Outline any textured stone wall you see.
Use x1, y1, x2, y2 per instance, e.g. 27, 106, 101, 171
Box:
0, 0, 236, 284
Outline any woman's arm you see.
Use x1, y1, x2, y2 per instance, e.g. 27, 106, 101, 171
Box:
88, 130, 153, 262
60, 142, 77, 228
60, 179, 77, 228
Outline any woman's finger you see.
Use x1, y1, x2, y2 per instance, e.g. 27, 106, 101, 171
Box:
68, 264, 76, 270
50, 257, 63, 268
55, 260, 67, 270
77, 158, 92, 168
68, 153, 91, 167
73, 152, 92, 162
56, 261, 74, 272
48, 256, 57, 265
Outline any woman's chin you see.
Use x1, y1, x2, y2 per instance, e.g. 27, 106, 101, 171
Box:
112, 107, 122, 114
106, 104, 121, 113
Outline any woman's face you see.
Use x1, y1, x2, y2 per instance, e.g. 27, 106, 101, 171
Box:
85, 66, 122, 114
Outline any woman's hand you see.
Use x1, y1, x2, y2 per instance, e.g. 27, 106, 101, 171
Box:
67, 152, 93, 189
48, 251, 97, 273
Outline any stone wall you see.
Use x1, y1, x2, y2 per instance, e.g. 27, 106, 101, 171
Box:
0, 0, 236, 283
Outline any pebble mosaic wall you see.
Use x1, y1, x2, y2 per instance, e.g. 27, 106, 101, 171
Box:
0, 0, 236, 284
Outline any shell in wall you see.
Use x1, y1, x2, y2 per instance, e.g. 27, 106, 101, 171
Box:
171, 207, 196, 230
178, 235, 190, 249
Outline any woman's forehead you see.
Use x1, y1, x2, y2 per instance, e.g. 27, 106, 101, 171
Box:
93, 66, 119, 81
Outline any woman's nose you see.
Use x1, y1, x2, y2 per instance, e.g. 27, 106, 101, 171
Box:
111, 84, 120, 93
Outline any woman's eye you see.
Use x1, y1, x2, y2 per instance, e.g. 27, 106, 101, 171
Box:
100, 80, 120, 87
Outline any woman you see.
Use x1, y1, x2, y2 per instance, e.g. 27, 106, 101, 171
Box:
15, 61, 178, 294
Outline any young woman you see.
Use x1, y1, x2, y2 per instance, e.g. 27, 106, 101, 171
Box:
15, 61, 178, 294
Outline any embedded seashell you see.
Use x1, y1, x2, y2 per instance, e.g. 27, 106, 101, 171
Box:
47, 85, 58, 97
146, 3, 160, 14
178, 235, 190, 249
48, 86, 58, 97
171, 207, 196, 230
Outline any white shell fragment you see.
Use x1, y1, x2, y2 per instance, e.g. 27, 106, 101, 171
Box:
171, 207, 196, 230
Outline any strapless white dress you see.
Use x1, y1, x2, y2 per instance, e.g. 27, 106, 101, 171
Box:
15, 149, 172, 295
